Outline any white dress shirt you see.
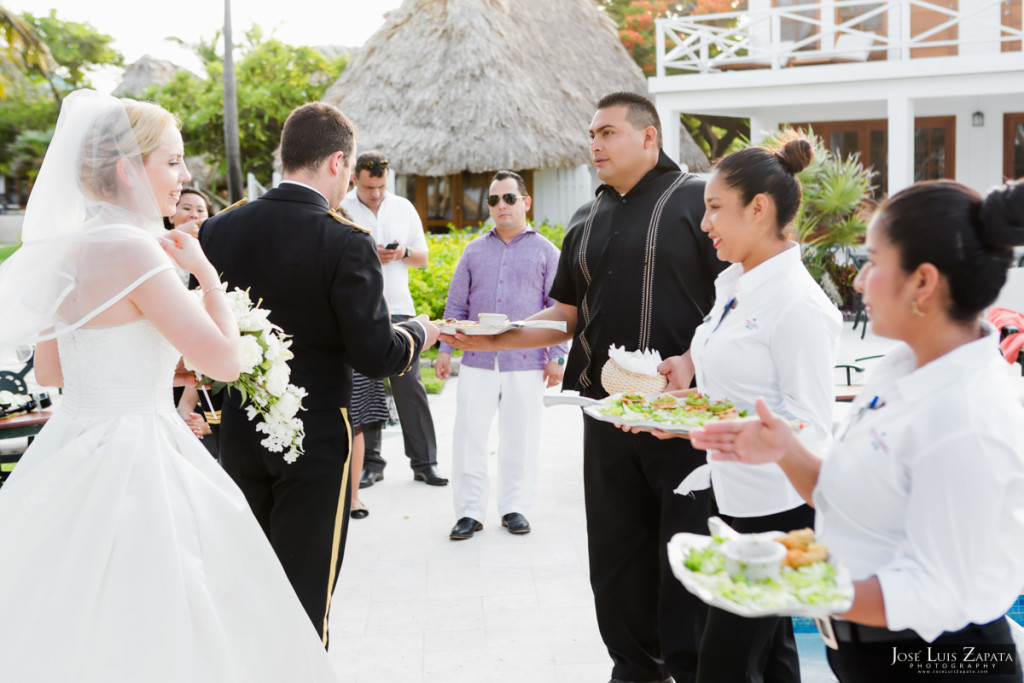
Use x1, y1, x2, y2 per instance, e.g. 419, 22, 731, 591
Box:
341, 189, 428, 316
814, 323, 1024, 641
691, 244, 842, 517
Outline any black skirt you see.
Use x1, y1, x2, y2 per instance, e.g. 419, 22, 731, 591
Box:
349, 371, 389, 430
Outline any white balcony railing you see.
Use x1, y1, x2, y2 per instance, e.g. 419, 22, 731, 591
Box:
656, 0, 1023, 77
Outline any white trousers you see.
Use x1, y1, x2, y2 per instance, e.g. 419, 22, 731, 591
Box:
452, 364, 545, 522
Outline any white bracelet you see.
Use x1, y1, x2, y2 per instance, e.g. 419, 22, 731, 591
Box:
202, 282, 227, 297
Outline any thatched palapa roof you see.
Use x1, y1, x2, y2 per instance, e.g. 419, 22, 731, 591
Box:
322, 0, 709, 175
112, 55, 183, 98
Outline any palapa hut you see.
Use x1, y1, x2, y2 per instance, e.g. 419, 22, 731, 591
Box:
112, 56, 183, 98
322, 0, 709, 231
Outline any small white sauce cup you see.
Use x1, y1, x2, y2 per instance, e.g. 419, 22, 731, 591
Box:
721, 536, 786, 582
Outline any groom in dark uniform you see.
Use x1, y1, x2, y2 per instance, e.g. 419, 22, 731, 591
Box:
200, 102, 438, 647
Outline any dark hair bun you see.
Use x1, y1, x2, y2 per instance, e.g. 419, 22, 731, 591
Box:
979, 180, 1024, 249
775, 138, 814, 175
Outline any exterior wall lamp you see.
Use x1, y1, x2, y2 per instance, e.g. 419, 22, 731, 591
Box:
972, 111, 985, 127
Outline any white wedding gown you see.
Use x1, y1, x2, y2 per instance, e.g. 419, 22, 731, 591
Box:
0, 318, 338, 682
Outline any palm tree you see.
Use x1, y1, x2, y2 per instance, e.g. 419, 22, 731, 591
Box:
222, 0, 243, 203
0, 7, 55, 98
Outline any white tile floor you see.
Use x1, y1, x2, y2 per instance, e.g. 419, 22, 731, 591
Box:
0, 321, 892, 682
326, 321, 894, 682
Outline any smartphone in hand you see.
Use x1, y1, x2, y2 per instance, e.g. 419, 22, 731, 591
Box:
384, 241, 400, 249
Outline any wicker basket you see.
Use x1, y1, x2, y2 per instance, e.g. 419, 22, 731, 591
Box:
601, 358, 668, 395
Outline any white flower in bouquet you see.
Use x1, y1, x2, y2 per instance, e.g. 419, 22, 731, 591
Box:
238, 335, 264, 375
270, 387, 302, 421
192, 285, 308, 463
238, 307, 272, 333
264, 360, 290, 398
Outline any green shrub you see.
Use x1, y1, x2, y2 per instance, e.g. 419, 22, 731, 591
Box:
410, 222, 567, 320
421, 366, 445, 394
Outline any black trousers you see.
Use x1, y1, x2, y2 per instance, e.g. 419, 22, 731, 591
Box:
363, 313, 438, 473
826, 618, 1022, 682
583, 416, 711, 683
696, 505, 815, 683
219, 404, 353, 648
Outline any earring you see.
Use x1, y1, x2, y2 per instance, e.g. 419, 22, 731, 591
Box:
911, 300, 926, 318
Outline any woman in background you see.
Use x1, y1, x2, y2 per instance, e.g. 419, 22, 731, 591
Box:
167, 187, 221, 455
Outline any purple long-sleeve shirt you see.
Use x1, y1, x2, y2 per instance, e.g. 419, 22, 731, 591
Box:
440, 227, 568, 371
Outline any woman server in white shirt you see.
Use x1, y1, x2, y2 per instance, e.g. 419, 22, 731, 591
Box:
686, 135, 842, 682
693, 180, 1024, 682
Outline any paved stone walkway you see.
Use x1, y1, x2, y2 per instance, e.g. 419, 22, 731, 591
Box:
325, 322, 897, 682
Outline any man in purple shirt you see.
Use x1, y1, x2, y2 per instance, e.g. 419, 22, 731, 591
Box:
435, 171, 567, 540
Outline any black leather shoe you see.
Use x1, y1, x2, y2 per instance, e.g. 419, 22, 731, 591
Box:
501, 512, 531, 534
449, 517, 482, 540
350, 504, 369, 520
359, 469, 383, 489
413, 465, 449, 486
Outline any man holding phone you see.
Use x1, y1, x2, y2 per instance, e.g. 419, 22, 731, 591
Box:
341, 151, 447, 487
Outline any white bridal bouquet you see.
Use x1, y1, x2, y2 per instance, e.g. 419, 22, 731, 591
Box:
187, 286, 307, 464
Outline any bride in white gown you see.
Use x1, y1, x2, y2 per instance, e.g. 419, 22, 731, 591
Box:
0, 91, 338, 681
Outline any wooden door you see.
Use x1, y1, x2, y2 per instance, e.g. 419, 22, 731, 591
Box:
913, 116, 955, 181
409, 171, 536, 233
773, 0, 822, 52
1006, 113, 1024, 181
911, 0, 958, 59
1004, 0, 1022, 52
835, 3, 888, 61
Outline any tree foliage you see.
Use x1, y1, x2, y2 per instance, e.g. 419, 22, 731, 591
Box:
22, 9, 122, 101
0, 9, 122, 194
0, 6, 54, 98
596, 0, 748, 162
142, 26, 348, 197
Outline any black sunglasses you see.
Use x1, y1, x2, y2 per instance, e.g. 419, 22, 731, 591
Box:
486, 193, 528, 207
357, 159, 389, 172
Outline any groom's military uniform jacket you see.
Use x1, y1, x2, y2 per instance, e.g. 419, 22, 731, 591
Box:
200, 182, 426, 412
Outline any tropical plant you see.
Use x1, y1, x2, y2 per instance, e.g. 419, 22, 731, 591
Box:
0, 6, 54, 98
761, 129, 876, 310
0, 9, 122, 197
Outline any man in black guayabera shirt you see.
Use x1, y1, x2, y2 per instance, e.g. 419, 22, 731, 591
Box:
441, 92, 724, 683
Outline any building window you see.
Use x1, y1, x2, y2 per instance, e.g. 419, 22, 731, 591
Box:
1006, 113, 1024, 181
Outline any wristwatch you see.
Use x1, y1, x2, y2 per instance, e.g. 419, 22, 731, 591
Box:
403, 246, 411, 259
554, 357, 565, 366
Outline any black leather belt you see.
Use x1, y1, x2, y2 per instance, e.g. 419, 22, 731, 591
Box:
831, 619, 919, 643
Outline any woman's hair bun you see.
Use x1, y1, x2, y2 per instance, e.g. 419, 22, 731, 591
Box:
979, 180, 1024, 249
774, 137, 814, 175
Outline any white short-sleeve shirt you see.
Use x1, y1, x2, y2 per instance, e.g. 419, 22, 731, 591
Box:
814, 324, 1024, 641
341, 190, 428, 316
691, 244, 842, 517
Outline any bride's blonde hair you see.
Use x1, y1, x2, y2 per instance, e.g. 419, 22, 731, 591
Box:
79, 99, 179, 200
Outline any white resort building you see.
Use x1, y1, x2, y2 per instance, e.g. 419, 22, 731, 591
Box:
650, 0, 1024, 196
